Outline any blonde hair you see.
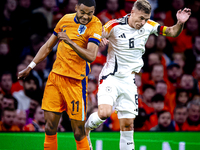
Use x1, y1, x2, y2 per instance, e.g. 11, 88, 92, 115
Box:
133, 0, 151, 14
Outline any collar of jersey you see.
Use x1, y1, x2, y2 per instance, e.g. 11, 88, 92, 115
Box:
74, 15, 80, 24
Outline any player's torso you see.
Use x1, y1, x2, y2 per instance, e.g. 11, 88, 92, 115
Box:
53, 14, 100, 79
102, 17, 155, 77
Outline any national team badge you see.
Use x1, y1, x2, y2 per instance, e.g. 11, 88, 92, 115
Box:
106, 86, 112, 93
138, 28, 145, 35
78, 25, 87, 35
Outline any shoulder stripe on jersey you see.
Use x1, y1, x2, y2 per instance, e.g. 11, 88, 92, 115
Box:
88, 38, 100, 46
53, 31, 57, 36
147, 20, 157, 27
104, 20, 119, 33
157, 25, 167, 36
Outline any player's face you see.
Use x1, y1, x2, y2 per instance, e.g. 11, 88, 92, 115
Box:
129, 8, 150, 30
75, 4, 95, 25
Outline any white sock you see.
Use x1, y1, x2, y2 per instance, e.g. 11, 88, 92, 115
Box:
85, 112, 106, 130
120, 131, 134, 150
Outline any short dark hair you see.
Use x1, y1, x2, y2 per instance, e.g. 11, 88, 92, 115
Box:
78, 0, 96, 7
3, 94, 18, 110
151, 94, 165, 102
2, 107, 16, 116
142, 84, 155, 92
157, 110, 170, 118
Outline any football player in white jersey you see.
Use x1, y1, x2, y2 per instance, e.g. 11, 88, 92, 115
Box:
85, 0, 191, 150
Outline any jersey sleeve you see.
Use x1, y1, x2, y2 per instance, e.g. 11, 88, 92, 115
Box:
102, 19, 119, 39
53, 15, 67, 36
147, 20, 167, 36
88, 20, 102, 46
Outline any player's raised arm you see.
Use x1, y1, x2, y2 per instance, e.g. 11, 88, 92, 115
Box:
164, 8, 191, 37
18, 34, 58, 79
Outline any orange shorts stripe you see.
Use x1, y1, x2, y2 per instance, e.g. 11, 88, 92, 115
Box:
41, 72, 88, 121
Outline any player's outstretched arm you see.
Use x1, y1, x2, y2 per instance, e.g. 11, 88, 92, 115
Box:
165, 8, 191, 37
58, 31, 99, 63
18, 34, 58, 80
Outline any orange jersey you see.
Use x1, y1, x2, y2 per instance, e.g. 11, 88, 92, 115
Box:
52, 13, 102, 80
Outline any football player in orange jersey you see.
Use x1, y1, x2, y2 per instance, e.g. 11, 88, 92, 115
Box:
18, 0, 102, 150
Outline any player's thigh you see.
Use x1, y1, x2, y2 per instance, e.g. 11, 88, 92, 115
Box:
119, 118, 135, 131
62, 77, 88, 121
42, 72, 66, 113
117, 76, 138, 118
98, 75, 118, 106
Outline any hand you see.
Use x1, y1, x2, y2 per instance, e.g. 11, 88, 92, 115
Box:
57, 31, 71, 44
176, 8, 191, 24
17, 67, 32, 80
99, 38, 109, 47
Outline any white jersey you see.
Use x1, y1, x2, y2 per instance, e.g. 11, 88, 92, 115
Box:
100, 14, 166, 79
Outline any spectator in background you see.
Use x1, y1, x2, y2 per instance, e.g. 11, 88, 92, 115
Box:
1, 94, 18, 110
0, 108, 20, 131
26, 95, 41, 125
149, 93, 167, 128
11, 63, 26, 94
150, 110, 175, 131
13, 73, 40, 110
23, 105, 45, 132
32, 0, 57, 29
20, 34, 46, 61
12, 0, 32, 26
179, 73, 199, 99
155, 80, 176, 112
0, 71, 13, 96
184, 100, 200, 131
167, 62, 181, 93
96, 0, 126, 25
172, 52, 185, 75
14, 109, 26, 131
32, 58, 50, 89
0, 0, 17, 38
155, 35, 173, 62
89, 63, 103, 82
163, 0, 185, 26
0, 39, 13, 74
167, 16, 199, 53
87, 78, 98, 117
184, 35, 200, 74
139, 84, 155, 113
193, 61, 200, 90
173, 105, 188, 131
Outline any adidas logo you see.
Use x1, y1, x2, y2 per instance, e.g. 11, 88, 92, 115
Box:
119, 33, 126, 38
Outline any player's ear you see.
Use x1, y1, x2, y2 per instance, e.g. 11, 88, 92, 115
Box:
75, 4, 78, 12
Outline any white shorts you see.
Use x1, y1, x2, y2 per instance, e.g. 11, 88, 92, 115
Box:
97, 74, 138, 119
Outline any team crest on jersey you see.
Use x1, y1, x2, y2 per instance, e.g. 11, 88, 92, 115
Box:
78, 25, 87, 35
106, 86, 112, 93
138, 28, 145, 35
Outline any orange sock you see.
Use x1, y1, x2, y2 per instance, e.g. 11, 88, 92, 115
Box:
44, 133, 57, 150
75, 136, 90, 150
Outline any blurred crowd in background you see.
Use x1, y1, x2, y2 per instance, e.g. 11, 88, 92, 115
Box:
0, 0, 200, 132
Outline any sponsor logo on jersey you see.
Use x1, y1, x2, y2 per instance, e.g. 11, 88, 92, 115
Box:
138, 28, 145, 35
118, 33, 126, 38
78, 25, 87, 35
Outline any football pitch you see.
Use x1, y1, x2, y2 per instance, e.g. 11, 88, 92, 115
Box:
0, 132, 200, 150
